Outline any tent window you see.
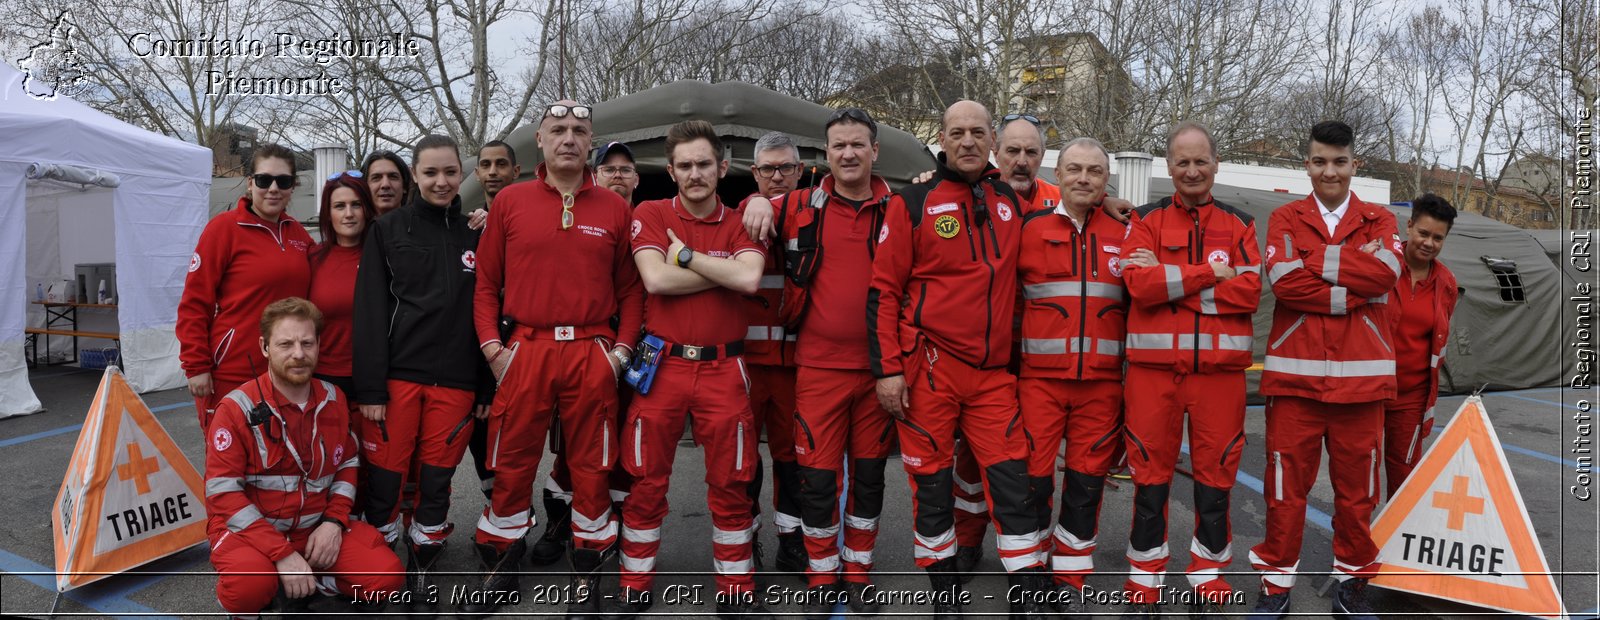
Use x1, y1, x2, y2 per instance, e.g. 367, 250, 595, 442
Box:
1480, 256, 1525, 303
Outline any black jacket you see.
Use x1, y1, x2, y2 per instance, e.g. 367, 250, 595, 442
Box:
353, 194, 493, 405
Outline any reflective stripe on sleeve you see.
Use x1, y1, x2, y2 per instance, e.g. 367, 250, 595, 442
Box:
207, 477, 245, 497
1268, 259, 1303, 285
1322, 245, 1342, 283
1023, 281, 1125, 301
1163, 265, 1184, 301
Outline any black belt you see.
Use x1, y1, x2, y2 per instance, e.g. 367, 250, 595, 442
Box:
664, 340, 744, 362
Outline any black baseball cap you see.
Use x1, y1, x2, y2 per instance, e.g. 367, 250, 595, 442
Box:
593, 141, 635, 168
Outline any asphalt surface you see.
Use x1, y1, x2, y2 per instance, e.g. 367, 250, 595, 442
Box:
1, 363, 1595, 618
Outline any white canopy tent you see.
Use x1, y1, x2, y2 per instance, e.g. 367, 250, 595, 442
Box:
0, 61, 209, 417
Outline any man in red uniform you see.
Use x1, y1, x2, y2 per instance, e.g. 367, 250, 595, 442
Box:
869, 100, 1050, 615
206, 298, 402, 616
1118, 122, 1261, 616
1383, 193, 1458, 497
1251, 120, 1400, 620
1016, 138, 1132, 614
741, 108, 896, 618
466, 139, 521, 502
738, 131, 807, 574
532, 140, 641, 569
613, 120, 767, 619
470, 100, 644, 617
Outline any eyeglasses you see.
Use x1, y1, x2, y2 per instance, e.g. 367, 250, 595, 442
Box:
252, 173, 296, 190
559, 192, 575, 230
598, 165, 636, 176
753, 163, 801, 179
327, 170, 363, 181
544, 104, 592, 120
1001, 113, 1041, 127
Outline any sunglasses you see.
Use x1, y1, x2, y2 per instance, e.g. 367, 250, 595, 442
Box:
753, 163, 801, 179
830, 107, 873, 125
327, 170, 363, 181
252, 173, 296, 190
545, 104, 592, 120
1001, 113, 1041, 126
559, 192, 576, 230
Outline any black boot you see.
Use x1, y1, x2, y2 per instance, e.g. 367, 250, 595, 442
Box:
927, 557, 965, 617
604, 587, 653, 620
774, 531, 807, 575
460, 539, 525, 617
953, 545, 983, 584
1007, 567, 1051, 618
1330, 578, 1378, 620
844, 580, 882, 616
530, 491, 572, 566
714, 590, 770, 618
406, 541, 444, 616
801, 582, 841, 620
565, 544, 608, 619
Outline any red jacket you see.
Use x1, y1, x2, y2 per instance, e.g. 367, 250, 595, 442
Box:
205, 376, 359, 560
738, 193, 796, 367
1261, 193, 1402, 403
474, 165, 644, 351
1389, 249, 1458, 424
868, 155, 1024, 377
1017, 204, 1131, 380
1122, 195, 1262, 373
178, 197, 313, 384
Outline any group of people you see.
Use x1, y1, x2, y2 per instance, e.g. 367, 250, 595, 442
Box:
180, 95, 1459, 619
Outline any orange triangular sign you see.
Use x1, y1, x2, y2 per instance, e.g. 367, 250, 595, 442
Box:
1370, 396, 1566, 618
51, 365, 207, 591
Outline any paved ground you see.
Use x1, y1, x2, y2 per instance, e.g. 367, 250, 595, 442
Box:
1, 364, 1596, 618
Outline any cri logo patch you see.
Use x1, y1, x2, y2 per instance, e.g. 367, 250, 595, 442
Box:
934, 215, 961, 239
213, 428, 232, 452
461, 250, 477, 270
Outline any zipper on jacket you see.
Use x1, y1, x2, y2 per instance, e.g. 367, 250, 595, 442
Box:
967, 201, 998, 368
1362, 316, 1392, 352
1269, 314, 1307, 350
1076, 228, 1089, 380
897, 418, 939, 453
1125, 429, 1150, 462
913, 282, 929, 328
1090, 233, 1100, 278
1037, 301, 1070, 319
1221, 431, 1245, 468
1191, 211, 1203, 369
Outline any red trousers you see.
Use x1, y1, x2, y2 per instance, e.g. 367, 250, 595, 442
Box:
1021, 378, 1123, 587
1122, 365, 1245, 602
361, 380, 474, 545
749, 363, 801, 534
792, 366, 893, 586
952, 440, 989, 549
1249, 396, 1383, 595
620, 356, 758, 596
547, 386, 635, 506
1382, 401, 1429, 499
477, 334, 619, 552
210, 520, 403, 614
898, 342, 1042, 572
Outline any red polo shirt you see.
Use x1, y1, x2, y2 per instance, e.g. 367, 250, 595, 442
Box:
1393, 263, 1439, 408
632, 197, 765, 346
792, 176, 892, 370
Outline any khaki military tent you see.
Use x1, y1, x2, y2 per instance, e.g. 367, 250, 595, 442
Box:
463, 80, 937, 211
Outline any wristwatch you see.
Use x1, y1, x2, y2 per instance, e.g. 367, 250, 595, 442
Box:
676, 246, 695, 268
611, 348, 631, 367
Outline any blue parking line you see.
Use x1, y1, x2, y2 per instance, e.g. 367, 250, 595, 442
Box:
0, 401, 191, 449
1492, 391, 1587, 412
0, 547, 176, 618
1500, 442, 1582, 468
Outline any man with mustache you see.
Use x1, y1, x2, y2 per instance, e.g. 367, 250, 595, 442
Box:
205, 297, 403, 616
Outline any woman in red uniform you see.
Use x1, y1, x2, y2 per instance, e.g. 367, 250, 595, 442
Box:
309, 172, 375, 399
179, 144, 314, 432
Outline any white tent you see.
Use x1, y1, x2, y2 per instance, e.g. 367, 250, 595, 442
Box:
0, 61, 209, 417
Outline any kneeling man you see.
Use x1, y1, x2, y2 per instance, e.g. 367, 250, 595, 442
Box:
206, 297, 403, 616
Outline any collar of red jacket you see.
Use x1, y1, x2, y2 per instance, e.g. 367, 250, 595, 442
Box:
241, 371, 331, 415
933, 151, 1000, 185
818, 173, 892, 204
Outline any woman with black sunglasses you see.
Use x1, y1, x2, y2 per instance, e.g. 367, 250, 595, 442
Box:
178, 143, 314, 433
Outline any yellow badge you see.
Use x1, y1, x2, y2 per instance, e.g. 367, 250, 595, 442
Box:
934, 214, 960, 239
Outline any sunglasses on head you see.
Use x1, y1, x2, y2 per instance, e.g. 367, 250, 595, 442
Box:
327, 170, 364, 181
545, 104, 592, 120
1001, 113, 1041, 126
829, 107, 875, 126
251, 173, 296, 190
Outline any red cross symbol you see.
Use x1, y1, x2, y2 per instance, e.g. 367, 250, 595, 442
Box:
116, 443, 161, 495
1431, 475, 1485, 531
557, 327, 572, 339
